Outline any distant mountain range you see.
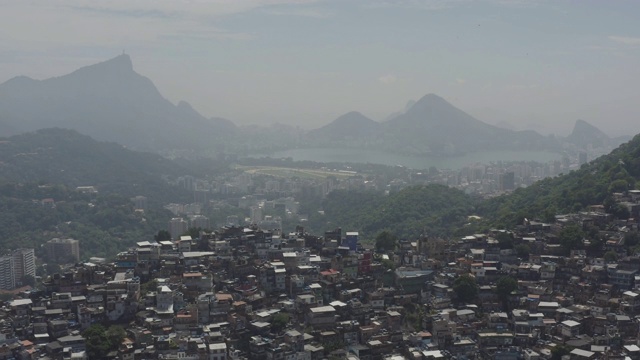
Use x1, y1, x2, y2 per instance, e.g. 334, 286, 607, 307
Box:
306, 93, 560, 155
306, 94, 637, 156
307, 111, 381, 141
0, 55, 236, 152
0, 55, 629, 157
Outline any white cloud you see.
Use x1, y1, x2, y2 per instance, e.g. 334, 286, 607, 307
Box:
0, 0, 318, 48
264, 8, 331, 18
488, 0, 543, 8
60, 0, 320, 18
364, 0, 541, 11
364, 0, 460, 11
608, 36, 640, 45
456, 78, 466, 84
378, 74, 397, 84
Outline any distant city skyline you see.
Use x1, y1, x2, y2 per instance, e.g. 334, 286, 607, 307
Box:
1, 0, 639, 137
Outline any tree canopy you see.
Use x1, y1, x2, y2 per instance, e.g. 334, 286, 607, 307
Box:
478, 133, 640, 226
375, 231, 397, 252
453, 274, 478, 304
83, 325, 126, 359
270, 313, 290, 333
558, 224, 585, 255
496, 276, 518, 304
315, 184, 478, 239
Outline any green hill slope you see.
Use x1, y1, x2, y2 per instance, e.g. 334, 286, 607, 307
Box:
309, 133, 640, 240
314, 184, 477, 239
0, 128, 223, 260
0, 184, 174, 260
0, 128, 197, 205
479, 133, 640, 226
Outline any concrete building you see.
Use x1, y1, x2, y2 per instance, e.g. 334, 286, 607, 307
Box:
45, 238, 80, 263
189, 214, 210, 230
249, 206, 263, 224
500, 172, 515, 191
132, 195, 147, 210
169, 217, 189, 240
0, 254, 15, 290
12, 249, 36, 286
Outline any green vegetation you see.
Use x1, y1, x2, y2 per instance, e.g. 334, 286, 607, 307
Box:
0, 183, 175, 259
453, 274, 478, 304
313, 184, 477, 239
403, 302, 426, 331
551, 345, 572, 360
375, 231, 397, 252
140, 279, 159, 296
515, 244, 531, 259
558, 224, 585, 256
270, 313, 290, 333
604, 250, 618, 262
0, 129, 233, 259
297, 134, 640, 242
0, 128, 207, 205
479, 133, 640, 226
4, 128, 640, 265
83, 324, 126, 359
496, 232, 514, 249
496, 276, 518, 309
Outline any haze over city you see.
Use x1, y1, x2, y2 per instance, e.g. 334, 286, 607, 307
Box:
1, 0, 639, 136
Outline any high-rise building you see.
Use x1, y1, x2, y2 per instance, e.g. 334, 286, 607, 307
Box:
193, 190, 210, 205
132, 195, 147, 210
189, 214, 210, 230
250, 206, 263, 224
500, 172, 515, 191
168, 217, 189, 240
0, 249, 36, 290
0, 255, 15, 290
179, 175, 195, 191
578, 152, 588, 166
45, 238, 80, 263
344, 232, 359, 251
226, 215, 240, 227
12, 249, 35, 286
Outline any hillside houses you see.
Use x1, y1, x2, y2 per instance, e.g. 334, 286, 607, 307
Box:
2, 188, 640, 360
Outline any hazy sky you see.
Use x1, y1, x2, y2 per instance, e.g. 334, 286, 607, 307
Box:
1, 0, 639, 136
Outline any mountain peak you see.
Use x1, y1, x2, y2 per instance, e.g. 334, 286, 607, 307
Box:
571, 119, 607, 137
573, 119, 595, 130
339, 111, 367, 119
567, 119, 609, 148
0, 54, 237, 151
69, 54, 134, 79
405, 94, 458, 114
416, 93, 447, 104
1, 75, 37, 89
308, 111, 379, 140
100, 54, 133, 71
406, 93, 452, 114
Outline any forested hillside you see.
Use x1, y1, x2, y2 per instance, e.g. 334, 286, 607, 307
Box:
479, 133, 640, 226
312, 184, 477, 240
305, 133, 640, 240
0, 129, 223, 260
0, 183, 174, 260
0, 128, 206, 205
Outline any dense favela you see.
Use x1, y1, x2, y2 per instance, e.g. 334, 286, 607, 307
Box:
2, 2, 640, 360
